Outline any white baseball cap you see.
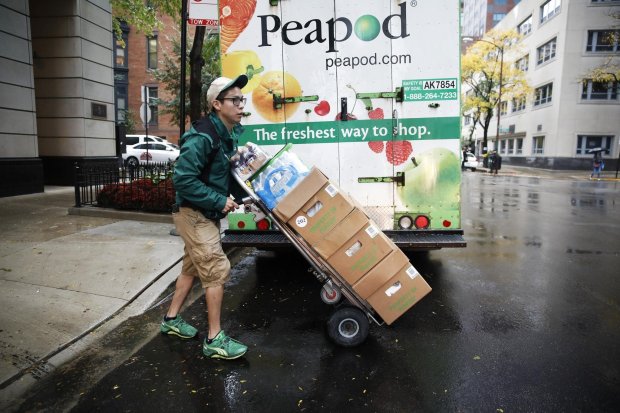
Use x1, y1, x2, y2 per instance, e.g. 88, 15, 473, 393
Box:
206, 75, 249, 111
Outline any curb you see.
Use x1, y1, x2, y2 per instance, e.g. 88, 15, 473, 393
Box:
68, 206, 173, 224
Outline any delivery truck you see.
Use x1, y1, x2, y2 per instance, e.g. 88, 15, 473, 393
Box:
217, 0, 465, 251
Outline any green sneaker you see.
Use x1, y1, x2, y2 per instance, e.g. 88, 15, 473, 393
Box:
203, 331, 247, 360
160, 316, 198, 339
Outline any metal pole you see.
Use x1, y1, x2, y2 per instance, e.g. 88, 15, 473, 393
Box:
495, 46, 503, 152
144, 85, 149, 165
180, 0, 188, 137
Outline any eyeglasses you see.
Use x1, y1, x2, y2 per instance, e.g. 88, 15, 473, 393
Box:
218, 96, 247, 107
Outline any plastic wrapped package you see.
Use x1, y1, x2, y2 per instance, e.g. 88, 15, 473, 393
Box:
230, 142, 270, 181
251, 144, 309, 210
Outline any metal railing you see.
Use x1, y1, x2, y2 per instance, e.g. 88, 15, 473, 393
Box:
74, 160, 176, 213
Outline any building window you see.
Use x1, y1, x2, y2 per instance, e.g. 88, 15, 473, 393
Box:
500, 101, 508, 116
586, 30, 620, 52
540, 0, 561, 24
534, 83, 553, 106
147, 36, 158, 70
493, 13, 506, 23
518, 15, 532, 36
576, 135, 612, 155
581, 79, 619, 100
115, 85, 127, 122
533, 136, 545, 154
507, 139, 515, 154
537, 38, 557, 65
464, 115, 472, 125
115, 23, 129, 68
515, 138, 523, 154
516, 54, 529, 71
512, 96, 526, 112
500, 139, 507, 154
146, 86, 158, 126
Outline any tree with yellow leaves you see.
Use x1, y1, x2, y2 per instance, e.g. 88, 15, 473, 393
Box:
583, 10, 619, 85
461, 29, 530, 153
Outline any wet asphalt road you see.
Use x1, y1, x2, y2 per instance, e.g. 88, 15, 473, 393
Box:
16, 173, 620, 412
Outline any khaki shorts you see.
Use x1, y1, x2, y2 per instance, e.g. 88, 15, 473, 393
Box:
173, 207, 230, 288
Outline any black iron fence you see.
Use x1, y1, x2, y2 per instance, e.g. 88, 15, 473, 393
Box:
74, 160, 176, 213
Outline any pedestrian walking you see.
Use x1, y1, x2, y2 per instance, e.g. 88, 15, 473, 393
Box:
160, 75, 249, 360
590, 152, 604, 179
489, 150, 501, 175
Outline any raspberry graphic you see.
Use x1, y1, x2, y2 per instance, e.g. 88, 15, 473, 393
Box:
368, 141, 384, 153
386, 141, 413, 165
368, 107, 384, 119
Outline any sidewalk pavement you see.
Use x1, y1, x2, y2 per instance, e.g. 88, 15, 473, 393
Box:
0, 165, 617, 405
0, 187, 186, 406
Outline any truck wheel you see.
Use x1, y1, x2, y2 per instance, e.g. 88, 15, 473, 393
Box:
326, 306, 369, 347
320, 282, 342, 304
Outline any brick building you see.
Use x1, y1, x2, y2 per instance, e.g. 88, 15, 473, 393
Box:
114, 15, 181, 143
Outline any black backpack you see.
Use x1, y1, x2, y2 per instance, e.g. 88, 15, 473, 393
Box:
188, 116, 222, 185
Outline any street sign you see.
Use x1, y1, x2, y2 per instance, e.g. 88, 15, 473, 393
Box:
139, 103, 151, 125
188, 0, 218, 27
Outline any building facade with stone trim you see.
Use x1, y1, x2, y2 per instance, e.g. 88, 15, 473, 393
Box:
463, 0, 620, 169
0, 0, 117, 196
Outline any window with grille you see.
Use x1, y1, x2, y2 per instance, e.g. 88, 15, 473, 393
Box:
581, 80, 619, 100
147, 36, 158, 70
537, 38, 557, 65
533, 136, 545, 154
576, 135, 612, 155
586, 30, 619, 52
540, 0, 561, 23
516, 54, 529, 71
512, 96, 526, 112
500, 101, 508, 116
534, 83, 553, 106
518, 15, 532, 36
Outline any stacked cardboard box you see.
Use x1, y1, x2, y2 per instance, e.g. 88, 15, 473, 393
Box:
273, 167, 431, 325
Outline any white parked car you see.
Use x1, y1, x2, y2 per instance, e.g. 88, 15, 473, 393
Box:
463, 152, 479, 171
123, 142, 180, 167
124, 134, 169, 146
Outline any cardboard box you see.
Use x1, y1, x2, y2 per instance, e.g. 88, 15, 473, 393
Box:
352, 249, 410, 299
273, 167, 328, 221
366, 263, 432, 325
273, 166, 356, 246
313, 208, 369, 259
326, 224, 396, 285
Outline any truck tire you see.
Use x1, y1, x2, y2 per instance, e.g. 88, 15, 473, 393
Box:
326, 306, 369, 347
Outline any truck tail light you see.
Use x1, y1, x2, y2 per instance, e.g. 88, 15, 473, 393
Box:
414, 215, 430, 229
256, 218, 270, 231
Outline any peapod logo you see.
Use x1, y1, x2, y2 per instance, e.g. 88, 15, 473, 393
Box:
258, 2, 409, 53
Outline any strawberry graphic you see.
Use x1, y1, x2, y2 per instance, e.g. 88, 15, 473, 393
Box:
368, 107, 384, 120
368, 141, 384, 153
367, 107, 385, 153
386, 141, 413, 165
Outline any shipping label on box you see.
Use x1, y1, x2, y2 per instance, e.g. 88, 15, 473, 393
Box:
367, 263, 432, 325
313, 208, 369, 260
327, 226, 395, 285
353, 249, 410, 299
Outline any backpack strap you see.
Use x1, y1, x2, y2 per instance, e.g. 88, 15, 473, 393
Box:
190, 116, 222, 185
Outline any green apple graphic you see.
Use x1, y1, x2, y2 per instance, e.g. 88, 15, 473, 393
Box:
397, 147, 461, 227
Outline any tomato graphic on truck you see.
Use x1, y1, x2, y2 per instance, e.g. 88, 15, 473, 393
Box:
219, 0, 465, 251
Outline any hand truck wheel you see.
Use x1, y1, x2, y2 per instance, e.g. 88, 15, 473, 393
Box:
320, 282, 342, 305
326, 306, 369, 347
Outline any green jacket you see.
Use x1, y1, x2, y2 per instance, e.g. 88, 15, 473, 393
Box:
173, 112, 246, 220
